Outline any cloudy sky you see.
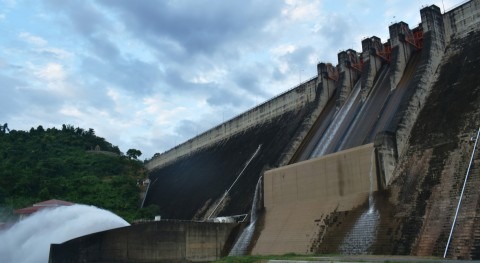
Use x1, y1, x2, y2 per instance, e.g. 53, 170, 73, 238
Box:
0, 0, 461, 159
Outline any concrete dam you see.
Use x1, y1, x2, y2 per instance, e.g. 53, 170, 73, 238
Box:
50, 1, 480, 261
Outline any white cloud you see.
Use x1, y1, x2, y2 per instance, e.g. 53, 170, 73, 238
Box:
19, 32, 47, 46
35, 63, 66, 81
282, 0, 321, 21
39, 47, 73, 60
1, 0, 468, 159
271, 44, 296, 56
59, 105, 84, 118
190, 67, 227, 84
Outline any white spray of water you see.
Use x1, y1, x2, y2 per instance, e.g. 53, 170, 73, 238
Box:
229, 176, 262, 256
0, 204, 129, 263
311, 82, 361, 158
340, 150, 379, 254
368, 150, 375, 214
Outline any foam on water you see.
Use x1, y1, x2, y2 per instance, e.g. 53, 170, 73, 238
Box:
0, 204, 129, 263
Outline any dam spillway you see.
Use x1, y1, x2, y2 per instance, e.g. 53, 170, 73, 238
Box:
79, 0, 480, 261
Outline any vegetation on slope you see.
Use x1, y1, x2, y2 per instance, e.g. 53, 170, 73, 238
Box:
0, 124, 156, 222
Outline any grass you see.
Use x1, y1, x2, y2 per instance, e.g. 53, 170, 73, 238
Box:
213, 254, 446, 263
213, 253, 321, 263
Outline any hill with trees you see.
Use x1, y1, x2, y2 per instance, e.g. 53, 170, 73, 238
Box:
0, 124, 157, 222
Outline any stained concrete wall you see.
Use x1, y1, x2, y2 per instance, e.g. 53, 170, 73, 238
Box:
374, 131, 398, 187
49, 220, 238, 263
278, 65, 337, 167
388, 22, 416, 90
146, 77, 320, 171
252, 143, 378, 255
360, 36, 384, 98
337, 49, 361, 107
444, 0, 480, 43
372, 29, 480, 258
393, 4, 446, 162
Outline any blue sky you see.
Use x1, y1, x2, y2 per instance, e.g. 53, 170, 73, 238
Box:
0, 0, 461, 159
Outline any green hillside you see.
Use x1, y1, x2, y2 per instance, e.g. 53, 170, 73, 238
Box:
0, 124, 156, 222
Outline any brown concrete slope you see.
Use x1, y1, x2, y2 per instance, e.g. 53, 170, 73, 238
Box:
253, 144, 377, 255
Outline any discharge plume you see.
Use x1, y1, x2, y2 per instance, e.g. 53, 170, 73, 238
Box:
0, 204, 129, 263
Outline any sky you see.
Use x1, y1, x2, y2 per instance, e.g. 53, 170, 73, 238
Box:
0, 0, 462, 160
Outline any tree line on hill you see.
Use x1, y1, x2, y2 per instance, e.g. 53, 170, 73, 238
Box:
0, 124, 159, 222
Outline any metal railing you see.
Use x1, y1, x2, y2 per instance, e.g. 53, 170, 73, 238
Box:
444, 127, 480, 258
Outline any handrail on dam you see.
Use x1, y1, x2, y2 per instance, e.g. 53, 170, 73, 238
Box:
444, 127, 480, 258
444, 0, 471, 13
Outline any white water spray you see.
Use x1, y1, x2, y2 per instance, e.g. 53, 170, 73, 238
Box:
340, 150, 379, 254
368, 150, 375, 214
311, 82, 361, 158
229, 176, 262, 256
0, 204, 129, 263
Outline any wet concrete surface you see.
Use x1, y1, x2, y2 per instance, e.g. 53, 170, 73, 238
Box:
302, 50, 421, 160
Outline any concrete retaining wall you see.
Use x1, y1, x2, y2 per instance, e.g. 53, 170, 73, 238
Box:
252, 143, 378, 255
49, 221, 238, 263
444, 0, 480, 43
394, 4, 446, 162
146, 77, 320, 171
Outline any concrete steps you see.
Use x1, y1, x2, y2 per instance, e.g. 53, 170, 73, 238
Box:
415, 152, 454, 257
412, 142, 480, 259
446, 145, 480, 259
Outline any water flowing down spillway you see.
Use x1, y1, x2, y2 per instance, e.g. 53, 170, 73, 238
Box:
335, 66, 390, 152
340, 151, 379, 254
310, 81, 362, 158
0, 204, 129, 263
229, 176, 263, 256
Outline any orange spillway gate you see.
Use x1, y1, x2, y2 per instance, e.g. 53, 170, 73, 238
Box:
406, 26, 424, 49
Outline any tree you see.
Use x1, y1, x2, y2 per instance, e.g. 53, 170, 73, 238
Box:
0, 123, 9, 134
126, 149, 142, 160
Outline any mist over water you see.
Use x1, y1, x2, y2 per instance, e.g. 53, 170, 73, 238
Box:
0, 204, 129, 263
